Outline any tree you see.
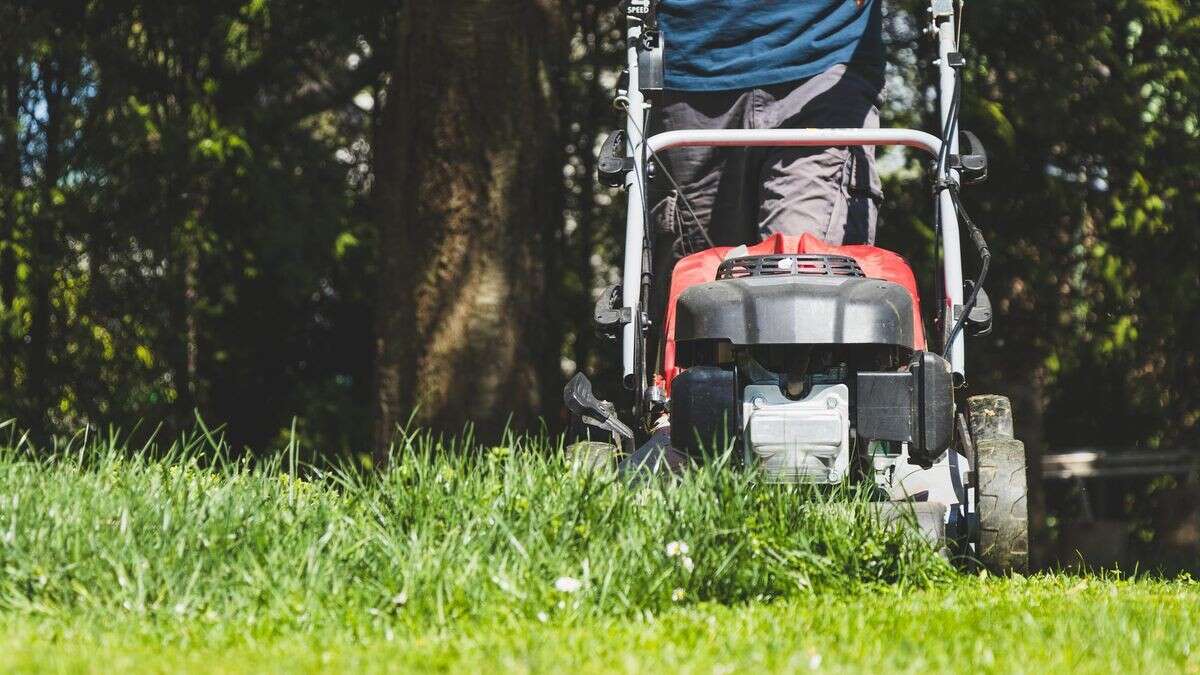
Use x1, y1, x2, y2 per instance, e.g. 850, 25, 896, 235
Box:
373, 1, 566, 449
0, 1, 387, 451
0, 0, 1189, 461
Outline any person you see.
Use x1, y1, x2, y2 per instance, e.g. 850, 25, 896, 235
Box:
623, 0, 886, 473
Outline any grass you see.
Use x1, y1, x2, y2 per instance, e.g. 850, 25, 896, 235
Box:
3, 577, 1199, 673
0, 424, 1197, 672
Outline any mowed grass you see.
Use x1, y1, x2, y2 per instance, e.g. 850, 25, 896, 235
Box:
3, 577, 1198, 673
0, 425, 1197, 673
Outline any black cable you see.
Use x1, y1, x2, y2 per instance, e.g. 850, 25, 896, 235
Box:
931, 58, 963, 348
627, 104, 653, 401
932, 57, 988, 359
943, 184, 990, 357
623, 105, 714, 252
935, 70, 962, 187
619, 98, 714, 417
637, 106, 654, 261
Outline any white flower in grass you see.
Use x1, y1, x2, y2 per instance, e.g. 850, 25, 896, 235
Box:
809, 653, 823, 670
671, 588, 686, 602
665, 541, 690, 557
554, 576, 583, 593
681, 556, 695, 573
537, 611, 549, 623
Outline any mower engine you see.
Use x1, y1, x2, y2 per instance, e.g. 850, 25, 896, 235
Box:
669, 252, 955, 484
743, 377, 850, 483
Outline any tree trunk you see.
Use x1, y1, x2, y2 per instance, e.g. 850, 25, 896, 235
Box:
0, 54, 20, 395
170, 194, 205, 427
569, 3, 609, 380
29, 59, 61, 440
373, 1, 564, 452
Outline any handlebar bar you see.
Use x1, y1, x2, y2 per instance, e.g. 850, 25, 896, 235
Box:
646, 128, 943, 157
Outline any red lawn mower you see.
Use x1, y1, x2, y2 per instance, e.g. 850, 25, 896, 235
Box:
566, 0, 1030, 573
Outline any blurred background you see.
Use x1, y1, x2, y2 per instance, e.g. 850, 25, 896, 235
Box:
0, 1, 1196, 566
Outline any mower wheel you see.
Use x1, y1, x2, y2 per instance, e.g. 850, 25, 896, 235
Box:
968, 395, 1030, 574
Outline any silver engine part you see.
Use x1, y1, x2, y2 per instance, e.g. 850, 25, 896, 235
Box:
872, 443, 969, 509
742, 383, 850, 483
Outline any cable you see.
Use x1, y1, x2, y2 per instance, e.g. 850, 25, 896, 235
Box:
957, 0, 965, 47
616, 96, 713, 417
632, 104, 693, 256
620, 101, 715, 251
931, 47, 990, 359
629, 103, 652, 402
932, 55, 962, 355
943, 183, 989, 355
935, 71, 962, 187
636, 107, 654, 260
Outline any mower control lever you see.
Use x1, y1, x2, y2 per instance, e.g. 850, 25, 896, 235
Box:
564, 372, 635, 441
598, 131, 634, 188
594, 284, 632, 339
964, 282, 993, 336
951, 130, 989, 185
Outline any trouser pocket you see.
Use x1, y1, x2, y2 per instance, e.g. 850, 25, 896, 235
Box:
659, 190, 711, 258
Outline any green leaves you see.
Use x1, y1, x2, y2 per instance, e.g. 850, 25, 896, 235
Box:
888, 0, 1200, 447
1138, 0, 1184, 26
0, 1, 382, 447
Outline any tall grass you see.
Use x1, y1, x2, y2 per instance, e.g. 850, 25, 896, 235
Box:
0, 423, 952, 640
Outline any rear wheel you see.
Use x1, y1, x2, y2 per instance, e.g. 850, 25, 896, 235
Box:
968, 395, 1030, 574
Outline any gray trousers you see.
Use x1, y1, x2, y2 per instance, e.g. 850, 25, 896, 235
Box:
647, 64, 884, 370
650, 63, 884, 254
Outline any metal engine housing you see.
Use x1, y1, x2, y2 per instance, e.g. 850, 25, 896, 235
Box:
742, 383, 850, 483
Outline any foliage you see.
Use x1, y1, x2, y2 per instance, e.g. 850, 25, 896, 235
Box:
887, 0, 1200, 449
0, 1, 384, 450
0, 0, 1195, 450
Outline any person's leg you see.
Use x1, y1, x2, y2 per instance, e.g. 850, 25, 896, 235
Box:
753, 65, 884, 245
625, 90, 757, 477
648, 89, 758, 250
645, 89, 755, 374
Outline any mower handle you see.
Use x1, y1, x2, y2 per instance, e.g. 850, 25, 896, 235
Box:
621, 125, 963, 394
618, 0, 966, 441
645, 128, 943, 157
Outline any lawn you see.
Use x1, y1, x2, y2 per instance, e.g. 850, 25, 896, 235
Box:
3, 577, 1197, 673
0, 427, 1195, 673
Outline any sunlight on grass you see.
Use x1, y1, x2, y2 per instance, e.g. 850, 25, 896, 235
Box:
0, 424, 1196, 673
0, 425, 950, 633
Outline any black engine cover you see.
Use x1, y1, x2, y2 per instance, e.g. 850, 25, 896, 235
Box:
675, 276, 916, 349
856, 351, 955, 466
670, 366, 739, 458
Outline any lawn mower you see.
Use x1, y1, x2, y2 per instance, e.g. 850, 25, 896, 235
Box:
566, 0, 1030, 573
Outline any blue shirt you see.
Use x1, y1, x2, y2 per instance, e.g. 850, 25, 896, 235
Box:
659, 0, 883, 91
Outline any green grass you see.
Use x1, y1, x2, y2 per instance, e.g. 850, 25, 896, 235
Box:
3, 578, 1199, 673
0, 426, 1197, 672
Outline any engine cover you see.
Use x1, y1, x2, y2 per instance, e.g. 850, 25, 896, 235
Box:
742, 383, 850, 484
675, 276, 916, 349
